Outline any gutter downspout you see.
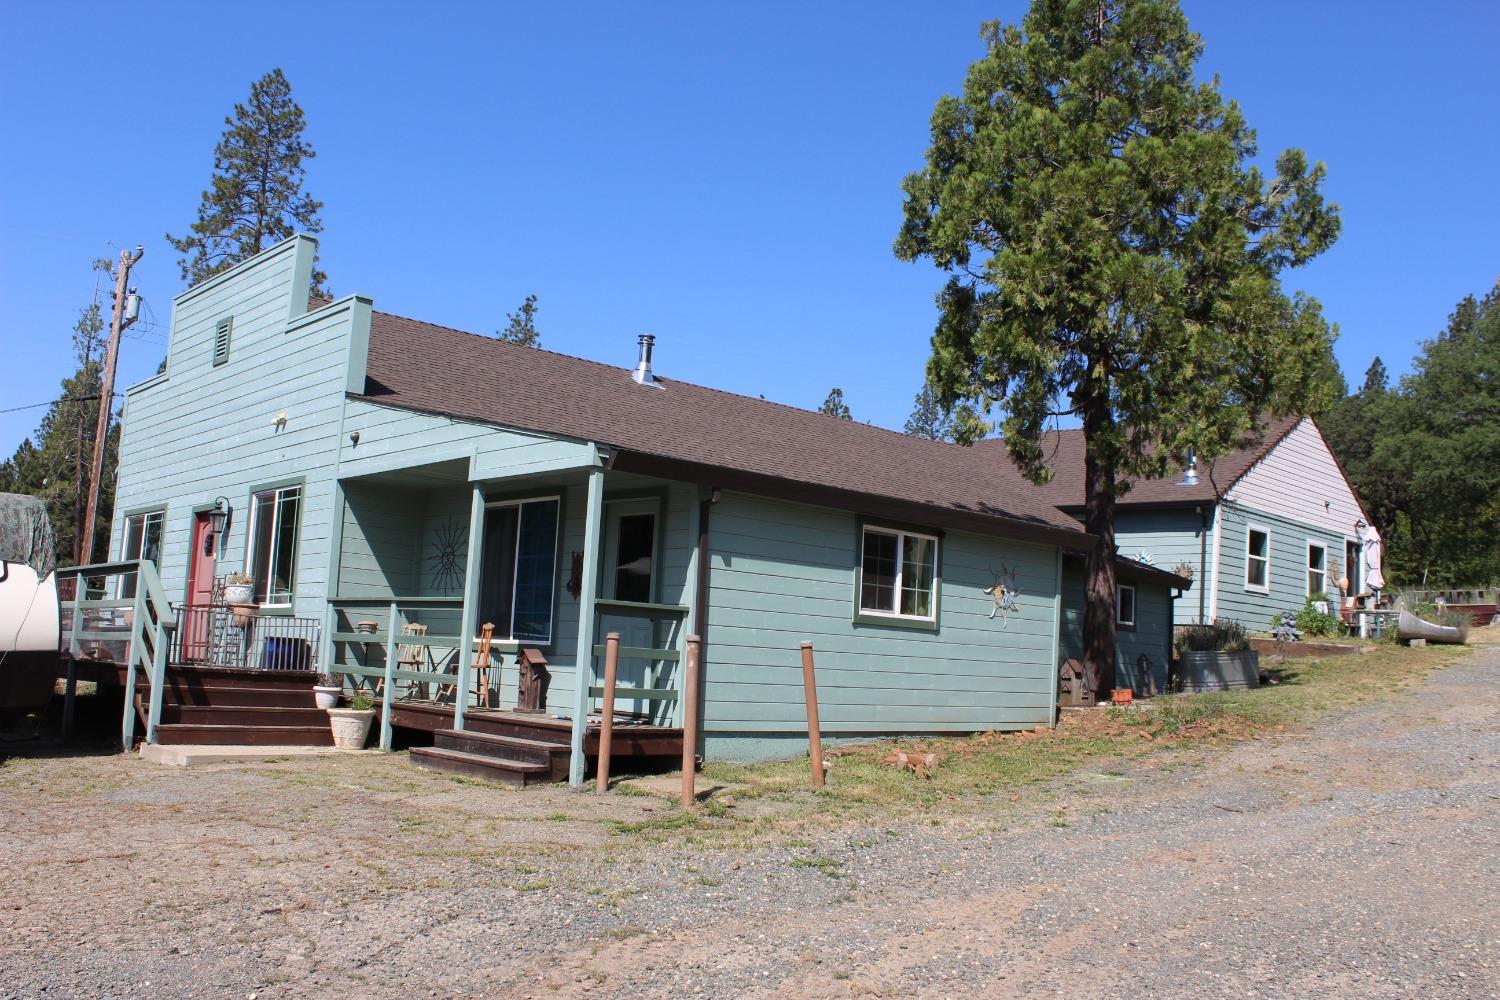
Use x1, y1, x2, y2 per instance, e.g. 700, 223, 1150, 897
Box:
1197, 506, 1209, 624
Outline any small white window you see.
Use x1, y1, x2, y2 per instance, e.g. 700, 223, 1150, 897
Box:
1245, 527, 1270, 592
858, 526, 938, 622
1116, 584, 1136, 626
246, 485, 301, 606
119, 510, 164, 599
1307, 542, 1327, 596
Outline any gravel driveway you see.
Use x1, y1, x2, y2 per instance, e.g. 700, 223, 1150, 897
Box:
3, 643, 1497, 999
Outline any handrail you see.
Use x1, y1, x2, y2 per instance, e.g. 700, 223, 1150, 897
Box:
594, 599, 689, 617
328, 595, 463, 606
58, 559, 176, 750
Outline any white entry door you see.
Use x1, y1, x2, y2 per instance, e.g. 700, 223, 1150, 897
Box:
599, 498, 661, 717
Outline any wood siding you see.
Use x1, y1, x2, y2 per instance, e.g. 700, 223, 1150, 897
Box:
1113, 507, 1211, 625
1213, 503, 1349, 630
111, 236, 357, 618
1059, 566, 1174, 692
702, 492, 1061, 739
1224, 418, 1366, 537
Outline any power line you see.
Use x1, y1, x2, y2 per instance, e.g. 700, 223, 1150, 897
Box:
0, 392, 117, 416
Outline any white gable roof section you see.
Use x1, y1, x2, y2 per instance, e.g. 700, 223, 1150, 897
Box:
1224, 417, 1375, 542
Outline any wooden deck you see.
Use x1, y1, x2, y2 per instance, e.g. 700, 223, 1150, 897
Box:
386, 700, 684, 757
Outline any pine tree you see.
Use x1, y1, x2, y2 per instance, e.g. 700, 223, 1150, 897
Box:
895, 2, 1340, 678
0, 283, 118, 565
166, 68, 326, 291
903, 383, 957, 441
818, 388, 852, 419
496, 294, 541, 346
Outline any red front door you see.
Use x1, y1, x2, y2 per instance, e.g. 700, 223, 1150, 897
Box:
183, 512, 217, 660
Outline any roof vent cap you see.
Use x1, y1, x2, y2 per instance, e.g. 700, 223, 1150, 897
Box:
632, 333, 662, 387
1179, 448, 1199, 487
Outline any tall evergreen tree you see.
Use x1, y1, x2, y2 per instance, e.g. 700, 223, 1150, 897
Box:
903, 383, 957, 441
818, 388, 852, 419
895, 1, 1340, 677
0, 277, 119, 565
166, 68, 326, 291
496, 294, 541, 346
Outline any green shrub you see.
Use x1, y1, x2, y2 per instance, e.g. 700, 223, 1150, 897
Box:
1175, 619, 1249, 653
1295, 593, 1342, 638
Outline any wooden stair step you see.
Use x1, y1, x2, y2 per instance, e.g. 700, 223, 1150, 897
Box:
150, 683, 317, 709
157, 705, 330, 726
432, 729, 570, 781
155, 723, 333, 747
409, 747, 549, 787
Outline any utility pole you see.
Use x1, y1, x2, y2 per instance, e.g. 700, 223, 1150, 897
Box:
80, 245, 143, 566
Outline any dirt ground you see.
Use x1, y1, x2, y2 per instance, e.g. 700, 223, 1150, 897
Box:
2, 642, 1497, 999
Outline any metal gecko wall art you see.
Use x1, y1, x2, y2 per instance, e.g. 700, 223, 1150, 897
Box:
984, 564, 1021, 627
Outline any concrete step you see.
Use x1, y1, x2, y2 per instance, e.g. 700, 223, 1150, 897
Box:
409, 746, 549, 787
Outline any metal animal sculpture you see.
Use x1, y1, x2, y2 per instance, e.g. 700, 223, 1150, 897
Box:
984, 564, 1021, 627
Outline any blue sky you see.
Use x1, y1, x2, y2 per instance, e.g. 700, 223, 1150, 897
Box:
3, 2, 1497, 456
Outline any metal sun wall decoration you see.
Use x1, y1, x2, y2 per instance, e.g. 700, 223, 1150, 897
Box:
984, 564, 1021, 627
427, 517, 466, 592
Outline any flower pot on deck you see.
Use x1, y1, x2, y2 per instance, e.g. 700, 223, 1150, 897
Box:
222, 583, 254, 605
327, 708, 375, 749
313, 685, 342, 710
229, 603, 258, 628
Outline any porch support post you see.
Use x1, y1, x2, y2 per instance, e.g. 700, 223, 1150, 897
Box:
569, 464, 606, 786
455, 483, 487, 732
380, 602, 398, 751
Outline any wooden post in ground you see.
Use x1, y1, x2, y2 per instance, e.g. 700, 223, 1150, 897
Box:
596, 633, 621, 794
681, 634, 701, 808
800, 641, 825, 788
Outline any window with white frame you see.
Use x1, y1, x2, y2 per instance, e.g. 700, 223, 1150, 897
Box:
1116, 584, 1137, 626
479, 497, 560, 643
1307, 542, 1327, 596
246, 485, 302, 606
858, 525, 938, 621
1245, 527, 1270, 591
119, 509, 164, 599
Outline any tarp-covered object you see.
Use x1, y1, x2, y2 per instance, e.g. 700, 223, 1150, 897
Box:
0, 492, 56, 579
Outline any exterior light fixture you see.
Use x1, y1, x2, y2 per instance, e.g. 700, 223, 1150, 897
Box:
208, 497, 231, 536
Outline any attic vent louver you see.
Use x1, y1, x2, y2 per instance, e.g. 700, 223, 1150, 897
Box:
632, 333, 661, 387
212, 316, 233, 367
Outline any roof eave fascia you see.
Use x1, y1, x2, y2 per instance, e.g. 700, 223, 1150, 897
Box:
610, 450, 1099, 551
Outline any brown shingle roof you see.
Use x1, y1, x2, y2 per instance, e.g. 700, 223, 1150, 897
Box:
974, 416, 1303, 510
353, 308, 1095, 546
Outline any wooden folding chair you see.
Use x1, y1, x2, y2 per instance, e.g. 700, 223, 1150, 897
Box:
471, 623, 495, 708
396, 623, 429, 700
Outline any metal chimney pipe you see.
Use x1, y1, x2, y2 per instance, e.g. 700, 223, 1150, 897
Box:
1180, 447, 1199, 487
632, 333, 658, 385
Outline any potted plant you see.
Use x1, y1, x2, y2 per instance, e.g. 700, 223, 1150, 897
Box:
1173, 619, 1260, 692
313, 673, 342, 710
327, 692, 376, 749
223, 571, 257, 627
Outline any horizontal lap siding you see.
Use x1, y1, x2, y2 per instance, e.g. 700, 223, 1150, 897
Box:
1059, 568, 1173, 692
704, 493, 1060, 735
336, 483, 422, 598
1114, 508, 1209, 625
1214, 504, 1348, 631
112, 239, 349, 618
339, 399, 594, 479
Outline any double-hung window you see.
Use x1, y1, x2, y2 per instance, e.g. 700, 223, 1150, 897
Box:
858, 525, 938, 623
1245, 526, 1271, 592
247, 485, 302, 607
119, 510, 164, 599
1116, 584, 1137, 627
479, 497, 560, 643
1307, 542, 1327, 596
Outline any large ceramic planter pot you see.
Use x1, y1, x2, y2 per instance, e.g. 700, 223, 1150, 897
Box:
313, 685, 342, 710
1178, 650, 1261, 693
222, 583, 254, 605
327, 708, 375, 749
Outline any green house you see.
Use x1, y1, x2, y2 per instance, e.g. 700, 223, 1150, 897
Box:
108, 234, 1194, 780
